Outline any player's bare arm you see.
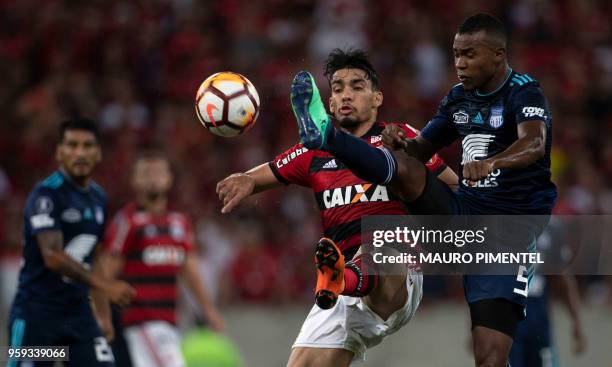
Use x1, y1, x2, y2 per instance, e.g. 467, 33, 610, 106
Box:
37, 230, 135, 306
179, 254, 225, 332
463, 119, 546, 182
91, 247, 115, 342
216, 162, 282, 213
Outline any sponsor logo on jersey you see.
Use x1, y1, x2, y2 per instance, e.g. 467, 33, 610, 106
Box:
322, 184, 390, 209
34, 196, 54, 214
453, 110, 469, 124
472, 112, 484, 125
30, 213, 55, 229
276, 147, 309, 168
370, 135, 382, 144
321, 159, 338, 170
489, 106, 504, 128
143, 245, 186, 266
522, 106, 545, 118
61, 208, 82, 223
461, 134, 495, 164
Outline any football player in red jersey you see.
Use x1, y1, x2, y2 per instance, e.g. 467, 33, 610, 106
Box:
217, 49, 458, 366
97, 150, 224, 367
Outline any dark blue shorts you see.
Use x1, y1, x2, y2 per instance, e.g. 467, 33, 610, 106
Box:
7, 305, 115, 367
405, 170, 550, 309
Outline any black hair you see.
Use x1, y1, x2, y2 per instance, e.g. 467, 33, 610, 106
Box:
324, 48, 380, 90
59, 117, 101, 143
458, 13, 507, 46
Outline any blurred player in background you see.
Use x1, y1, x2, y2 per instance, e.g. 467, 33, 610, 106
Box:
98, 150, 224, 367
217, 49, 458, 366
7, 118, 135, 366
510, 220, 586, 367
291, 13, 556, 367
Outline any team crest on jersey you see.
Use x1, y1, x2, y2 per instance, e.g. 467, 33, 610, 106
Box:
169, 222, 185, 240
453, 110, 469, 124
489, 106, 504, 128
95, 206, 104, 224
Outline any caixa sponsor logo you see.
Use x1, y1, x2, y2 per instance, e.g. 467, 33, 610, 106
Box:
276, 147, 308, 168
143, 245, 186, 265
323, 184, 389, 209
522, 106, 545, 118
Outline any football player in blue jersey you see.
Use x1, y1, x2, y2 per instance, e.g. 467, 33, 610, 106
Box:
7, 118, 135, 366
290, 13, 556, 367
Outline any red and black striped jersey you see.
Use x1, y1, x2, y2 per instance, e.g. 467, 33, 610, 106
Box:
103, 202, 194, 326
269, 122, 447, 255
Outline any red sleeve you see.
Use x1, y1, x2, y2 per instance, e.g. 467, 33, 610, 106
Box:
103, 210, 134, 255
398, 123, 448, 175
268, 144, 313, 187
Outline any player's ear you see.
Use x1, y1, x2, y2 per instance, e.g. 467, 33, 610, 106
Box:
373, 90, 383, 108
329, 96, 335, 114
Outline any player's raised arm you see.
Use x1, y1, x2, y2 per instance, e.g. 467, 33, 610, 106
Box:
37, 230, 135, 306
216, 162, 282, 214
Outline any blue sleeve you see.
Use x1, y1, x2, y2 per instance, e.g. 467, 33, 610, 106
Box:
511, 85, 551, 125
26, 186, 62, 235
421, 95, 459, 147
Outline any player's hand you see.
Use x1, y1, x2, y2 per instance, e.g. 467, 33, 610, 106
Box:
572, 322, 586, 355
206, 309, 225, 333
462, 159, 495, 185
381, 124, 408, 151
216, 173, 255, 214
97, 316, 115, 342
105, 279, 136, 307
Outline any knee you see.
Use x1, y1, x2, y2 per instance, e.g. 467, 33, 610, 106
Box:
473, 342, 508, 367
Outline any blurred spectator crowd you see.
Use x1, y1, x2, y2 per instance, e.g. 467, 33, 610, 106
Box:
1, 0, 611, 306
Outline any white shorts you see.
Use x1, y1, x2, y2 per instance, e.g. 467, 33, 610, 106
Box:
124, 320, 185, 367
292, 268, 423, 364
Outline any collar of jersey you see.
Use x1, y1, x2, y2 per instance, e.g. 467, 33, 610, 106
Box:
58, 168, 91, 193
475, 68, 513, 97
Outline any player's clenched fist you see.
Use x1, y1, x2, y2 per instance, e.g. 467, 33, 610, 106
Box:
216, 173, 255, 214
381, 124, 408, 151
462, 159, 495, 184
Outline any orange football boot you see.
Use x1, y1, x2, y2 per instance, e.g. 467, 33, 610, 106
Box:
314, 238, 345, 309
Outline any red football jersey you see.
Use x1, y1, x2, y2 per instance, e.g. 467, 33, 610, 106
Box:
269, 122, 447, 254
103, 202, 194, 326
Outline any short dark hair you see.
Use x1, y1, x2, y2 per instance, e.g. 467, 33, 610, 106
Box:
324, 48, 380, 90
59, 117, 100, 143
458, 13, 507, 46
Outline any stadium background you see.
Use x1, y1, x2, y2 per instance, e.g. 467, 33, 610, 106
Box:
0, 0, 611, 365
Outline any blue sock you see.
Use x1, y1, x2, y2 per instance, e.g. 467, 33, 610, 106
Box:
329, 129, 397, 184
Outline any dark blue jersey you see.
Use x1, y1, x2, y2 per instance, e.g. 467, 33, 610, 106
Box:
421, 70, 557, 214
12, 170, 107, 314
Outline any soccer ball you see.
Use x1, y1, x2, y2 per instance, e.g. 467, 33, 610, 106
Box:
195, 72, 260, 137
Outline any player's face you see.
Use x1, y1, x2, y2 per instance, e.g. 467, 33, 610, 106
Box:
453, 31, 504, 90
329, 68, 383, 128
132, 158, 173, 197
56, 130, 101, 180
